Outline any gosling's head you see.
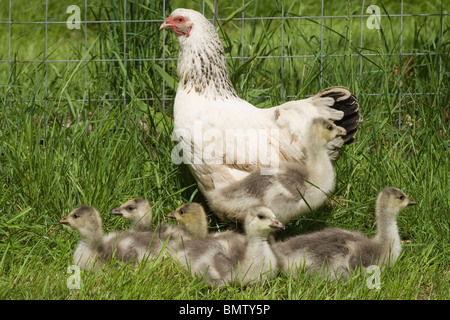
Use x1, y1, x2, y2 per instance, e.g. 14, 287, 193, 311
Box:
168, 202, 208, 238
60, 205, 103, 239
110, 198, 152, 230
376, 187, 417, 219
311, 117, 346, 145
244, 206, 285, 238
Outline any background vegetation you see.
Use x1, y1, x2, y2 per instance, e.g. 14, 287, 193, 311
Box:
0, 0, 448, 299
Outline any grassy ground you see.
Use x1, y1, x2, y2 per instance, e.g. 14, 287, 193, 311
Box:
0, 0, 448, 300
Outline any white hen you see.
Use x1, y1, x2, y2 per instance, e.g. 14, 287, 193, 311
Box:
161, 9, 362, 222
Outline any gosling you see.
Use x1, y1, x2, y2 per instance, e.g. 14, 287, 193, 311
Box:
61, 205, 158, 270
60, 205, 105, 271
272, 187, 417, 280
110, 198, 153, 232
171, 206, 285, 286
208, 117, 346, 223
168, 202, 208, 240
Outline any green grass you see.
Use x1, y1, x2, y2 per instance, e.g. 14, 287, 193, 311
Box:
0, 0, 449, 300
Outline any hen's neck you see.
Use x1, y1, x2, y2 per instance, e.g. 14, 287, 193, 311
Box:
176, 31, 239, 100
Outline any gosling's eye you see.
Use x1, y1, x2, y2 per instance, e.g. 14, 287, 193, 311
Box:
257, 214, 264, 220
398, 195, 404, 200
327, 125, 333, 130
179, 210, 184, 215
127, 206, 135, 211
73, 214, 79, 219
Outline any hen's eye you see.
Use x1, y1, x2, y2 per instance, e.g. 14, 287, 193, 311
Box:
179, 210, 184, 215
177, 17, 184, 23
127, 206, 134, 211
73, 214, 79, 219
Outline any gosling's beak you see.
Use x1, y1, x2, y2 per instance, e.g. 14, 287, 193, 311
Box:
110, 208, 123, 216
59, 215, 69, 225
337, 126, 347, 137
407, 198, 418, 207
159, 16, 174, 30
168, 211, 176, 219
270, 218, 285, 230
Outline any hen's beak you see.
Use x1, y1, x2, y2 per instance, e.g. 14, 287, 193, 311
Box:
159, 21, 171, 30
160, 16, 174, 30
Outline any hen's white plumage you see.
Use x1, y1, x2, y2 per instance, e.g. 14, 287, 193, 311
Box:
161, 9, 362, 222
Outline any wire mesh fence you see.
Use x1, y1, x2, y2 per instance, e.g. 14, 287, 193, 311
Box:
0, 0, 448, 125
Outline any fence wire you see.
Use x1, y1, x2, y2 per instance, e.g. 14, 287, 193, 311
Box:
1, 0, 448, 114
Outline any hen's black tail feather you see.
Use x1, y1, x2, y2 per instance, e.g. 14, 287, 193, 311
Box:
316, 86, 363, 145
